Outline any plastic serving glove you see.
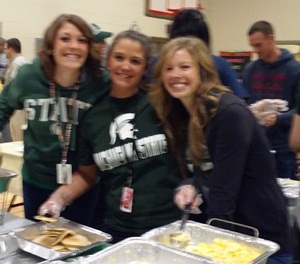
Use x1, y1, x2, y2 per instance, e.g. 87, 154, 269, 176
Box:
38, 192, 68, 219
249, 99, 277, 126
174, 184, 202, 214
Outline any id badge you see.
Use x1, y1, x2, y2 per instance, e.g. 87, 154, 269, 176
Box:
56, 163, 72, 184
120, 187, 134, 213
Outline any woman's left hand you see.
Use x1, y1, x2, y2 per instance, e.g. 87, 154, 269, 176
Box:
174, 184, 203, 214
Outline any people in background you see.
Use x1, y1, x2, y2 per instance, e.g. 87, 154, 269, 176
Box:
0, 37, 10, 143
90, 23, 112, 70
242, 20, 300, 179
169, 8, 249, 99
87, 23, 113, 230
289, 93, 300, 153
289, 93, 300, 262
4, 38, 29, 84
0, 37, 7, 84
4, 38, 30, 141
295, 196, 300, 262
150, 37, 292, 263
0, 14, 109, 225
39, 30, 183, 243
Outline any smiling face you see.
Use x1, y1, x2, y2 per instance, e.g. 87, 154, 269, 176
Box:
52, 22, 89, 73
107, 38, 146, 98
162, 48, 200, 108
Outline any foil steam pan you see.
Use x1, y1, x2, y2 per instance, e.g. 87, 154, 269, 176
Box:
142, 220, 279, 264
0, 168, 18, 181
0, 232, 43, 263
277, 178, 300, 205
84, 237, 215, 264
0, 168, 18, 194
13, 217, 112, 261
0, 168, 18, 225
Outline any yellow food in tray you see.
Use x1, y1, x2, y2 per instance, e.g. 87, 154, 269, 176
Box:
170, 233, 191, 242
185, 238, 263, 264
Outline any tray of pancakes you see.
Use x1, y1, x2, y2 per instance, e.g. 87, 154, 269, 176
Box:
13, 217, 112, 261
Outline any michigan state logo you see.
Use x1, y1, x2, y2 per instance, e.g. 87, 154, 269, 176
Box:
109, 113, 138, 144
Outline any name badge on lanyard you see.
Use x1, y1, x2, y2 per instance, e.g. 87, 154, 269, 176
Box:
49, 81, 80, 185
120, 186, 134, 213
56, 163, 72, 184
112, 99, 137, 213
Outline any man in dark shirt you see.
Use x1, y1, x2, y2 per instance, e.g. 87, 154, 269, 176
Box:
242, 20, 300, 179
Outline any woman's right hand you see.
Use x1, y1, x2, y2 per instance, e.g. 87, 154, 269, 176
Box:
38, 193, 67, 218
174, 184, 202, 214
38, 166, 98, 218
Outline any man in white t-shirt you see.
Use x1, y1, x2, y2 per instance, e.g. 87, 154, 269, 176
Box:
4, 38, 29, 141
0, 37, 7, 84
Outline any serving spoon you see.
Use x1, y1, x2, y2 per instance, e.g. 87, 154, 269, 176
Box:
169, 203, 192, 248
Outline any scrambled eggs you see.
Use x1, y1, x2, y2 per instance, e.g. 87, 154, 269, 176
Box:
185, 238, 263, 264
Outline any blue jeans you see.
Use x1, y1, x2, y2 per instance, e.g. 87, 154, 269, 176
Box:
274, 151, 296, 179
23, 180, 101, 227
266, 254, 293, 264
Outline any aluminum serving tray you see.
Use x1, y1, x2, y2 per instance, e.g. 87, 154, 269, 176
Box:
277, 178, 300, 206
0, 168, 18, 182
84, 237, 216, 264
0, 232, 44, 263
0, 168, 18, 225
142, 220, 279, 264
13, 217, 112, 261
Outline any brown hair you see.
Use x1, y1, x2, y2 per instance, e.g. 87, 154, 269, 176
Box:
150, 37, 230, 176
39, 14, 98, 80
106, 30, 152, 88
248, 20, 274, 37
6, 38, 21, 53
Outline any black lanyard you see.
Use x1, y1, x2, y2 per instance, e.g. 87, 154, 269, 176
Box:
110, 96, 138, 188
49, 81, 80, 164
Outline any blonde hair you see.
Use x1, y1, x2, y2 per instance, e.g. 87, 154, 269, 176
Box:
150, 37, 230, 175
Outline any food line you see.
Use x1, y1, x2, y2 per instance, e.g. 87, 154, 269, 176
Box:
0, 214, 283, 263
0, 146, 299, 263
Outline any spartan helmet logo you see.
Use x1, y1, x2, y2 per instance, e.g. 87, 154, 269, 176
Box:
109, 113, 138, 144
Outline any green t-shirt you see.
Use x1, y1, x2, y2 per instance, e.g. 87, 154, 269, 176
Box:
78, 90, 182, 236
0, 58, 109, 189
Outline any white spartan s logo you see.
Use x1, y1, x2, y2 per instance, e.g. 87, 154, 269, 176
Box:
109, 113, 139, 145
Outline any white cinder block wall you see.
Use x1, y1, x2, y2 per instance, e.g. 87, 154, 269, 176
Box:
0, 0, 172, 60
206, 0, 300, 55
1, 0, 299, 59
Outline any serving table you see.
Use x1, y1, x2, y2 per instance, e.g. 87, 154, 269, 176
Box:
0, 141, 24, 211
0, 141, 24, 197
276, 178, 300, 226
0, 211, 32, 234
